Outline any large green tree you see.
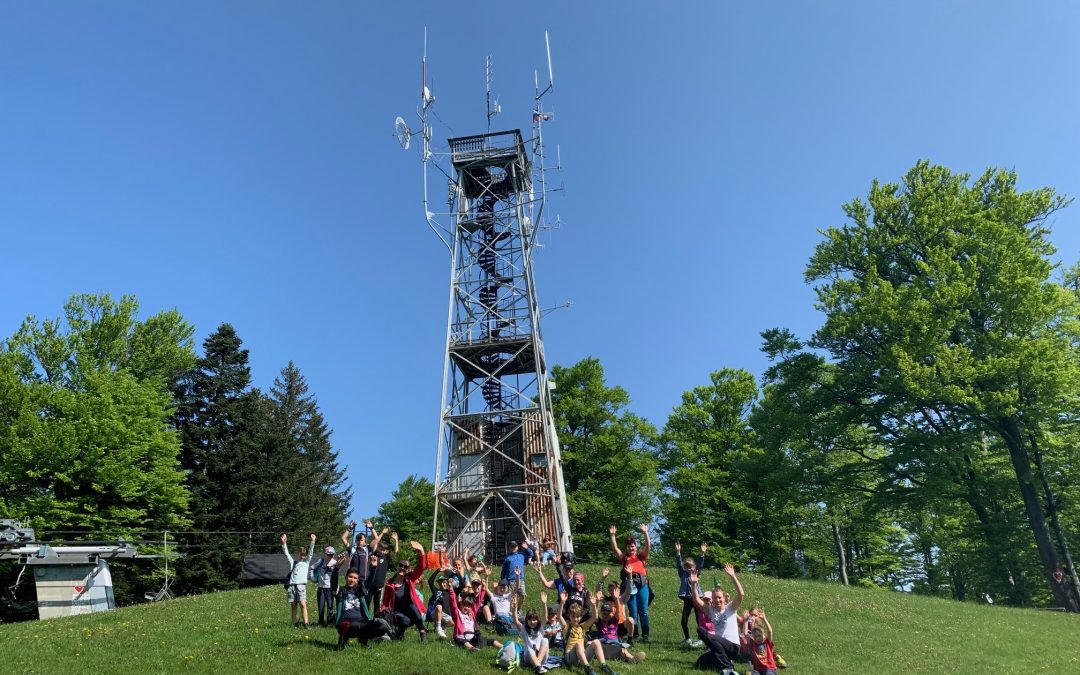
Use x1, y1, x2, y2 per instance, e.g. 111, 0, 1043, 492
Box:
0, 294, 194, 611
0, 294, 193, 534
550, 358, 659, 557
795, 161, 1079, 610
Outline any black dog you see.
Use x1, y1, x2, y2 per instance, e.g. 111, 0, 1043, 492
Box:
336, 617, 394, 648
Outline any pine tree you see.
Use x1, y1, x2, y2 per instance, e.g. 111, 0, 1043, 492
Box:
173, 324, 268, 592
267, 362, 350, 537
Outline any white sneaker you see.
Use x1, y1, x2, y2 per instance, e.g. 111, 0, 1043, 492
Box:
435, 626, 447, 639
690, 639, 703, 648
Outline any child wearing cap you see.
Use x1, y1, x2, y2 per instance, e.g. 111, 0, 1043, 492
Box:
311, 543, 346, 626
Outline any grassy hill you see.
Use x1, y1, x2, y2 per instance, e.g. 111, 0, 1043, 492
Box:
3, 563, 1078, 674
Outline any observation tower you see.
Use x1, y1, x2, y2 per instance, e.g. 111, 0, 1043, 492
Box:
395, 34, 573, 560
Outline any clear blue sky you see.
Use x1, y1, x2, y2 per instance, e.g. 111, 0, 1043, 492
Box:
2, 2, 1078, 521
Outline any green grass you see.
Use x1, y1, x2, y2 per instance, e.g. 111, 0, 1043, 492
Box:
3, 563, 1078, 674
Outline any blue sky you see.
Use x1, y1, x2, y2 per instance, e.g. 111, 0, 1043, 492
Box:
2, 2, 1078, 521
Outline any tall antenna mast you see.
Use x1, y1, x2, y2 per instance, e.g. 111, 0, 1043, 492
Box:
485, 56, 501, 133
531, 30, 555, 245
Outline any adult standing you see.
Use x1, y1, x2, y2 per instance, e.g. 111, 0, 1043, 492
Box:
500, 538, 534, 593
609, 523, 652, 642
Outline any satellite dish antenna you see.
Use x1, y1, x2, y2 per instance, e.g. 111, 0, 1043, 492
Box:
395, 116, 412, 150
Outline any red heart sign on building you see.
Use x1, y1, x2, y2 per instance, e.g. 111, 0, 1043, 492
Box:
74, 585, 84, 594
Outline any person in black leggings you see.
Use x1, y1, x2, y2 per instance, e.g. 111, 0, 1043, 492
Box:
675, 540, 706, 646
378, 540, 429, 642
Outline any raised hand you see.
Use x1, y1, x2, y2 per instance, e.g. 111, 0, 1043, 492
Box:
601, 567, 610, 578
674, 541, 682, 554
365, 520, 373, 529
624, 564, 633, 576
309, 533, 317, 542
724, 563, 736, 576
391, 532, 399, 542
280, 534, 287, 544
638, 523, 649, 535
540, 591, 549, 605
410, 540, 424, 552
689, 572, 699, 584
700, 542, 708, 554
609, 525, 617, 536
559, 590, 568, 604
515, 567, 522, 578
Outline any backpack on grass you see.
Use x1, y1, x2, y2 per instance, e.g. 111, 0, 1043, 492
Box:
495, 641, 523, 670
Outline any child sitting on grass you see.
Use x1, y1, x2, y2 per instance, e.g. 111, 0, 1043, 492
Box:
592, 591, 645, 665
557, 590, 617, 675
514, 591, 563, 674
543, 597, 565, 651
447, 581, 504, 651
492, 575, 522, 636
742, 606, 787, 668
741, 610, 778, 675
593, 567, 635, 645
426, 567, 454, 638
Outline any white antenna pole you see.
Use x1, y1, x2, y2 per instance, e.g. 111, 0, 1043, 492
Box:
532, 32, 555, 246
418, 27, 449, 252
545, 31, 554, 89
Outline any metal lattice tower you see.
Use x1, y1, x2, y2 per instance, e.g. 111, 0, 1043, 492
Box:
396, 33, 573, 560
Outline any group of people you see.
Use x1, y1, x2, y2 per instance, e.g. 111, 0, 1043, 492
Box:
279, 522, 787, 675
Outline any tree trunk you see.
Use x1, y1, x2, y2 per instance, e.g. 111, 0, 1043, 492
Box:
997, 417, 1079, 612
1029, 438, 1080, 611
831, 521, 849, 586
956, 455, 1030, 603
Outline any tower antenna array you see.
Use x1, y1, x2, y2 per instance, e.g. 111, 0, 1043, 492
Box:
395, 31, 574, 557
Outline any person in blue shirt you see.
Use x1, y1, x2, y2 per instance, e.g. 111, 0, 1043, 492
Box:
500, 538, 534, 595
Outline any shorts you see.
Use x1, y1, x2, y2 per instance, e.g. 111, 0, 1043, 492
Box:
600, 640, 626, 660
563, 642, 588, 665
286, 584, 307, 603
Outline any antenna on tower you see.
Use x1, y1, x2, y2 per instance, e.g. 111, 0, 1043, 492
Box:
394, 27, 449, 251
485, 56, 501, 133
531, 30, 556, 246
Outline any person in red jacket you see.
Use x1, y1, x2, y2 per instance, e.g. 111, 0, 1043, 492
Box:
379, 540, 429, 642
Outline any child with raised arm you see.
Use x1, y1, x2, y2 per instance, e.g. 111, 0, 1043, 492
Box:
447, 576, 504, 651
515, 591, 554, 673
688, 565, 744, 674
334, 567, 393, 648
379, 540, 429, 642
426, 564, 455, 638
311, 543, 346, 626
594, 567, 635, 645
676, 540, 706, 647
281, 533, 316, 628
592, 588, 645, 665
558, 590, 617, 675
742, 609, 779, 675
